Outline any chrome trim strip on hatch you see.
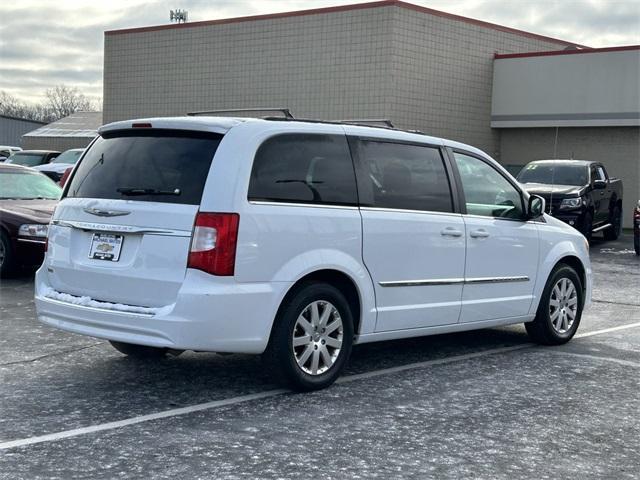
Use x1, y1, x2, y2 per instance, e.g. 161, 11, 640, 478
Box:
379, 276, 529, 287
51, 220, 191, 237
83, 207, 131, 217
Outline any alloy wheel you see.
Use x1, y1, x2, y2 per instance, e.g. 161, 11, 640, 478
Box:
292, 300, 343, 375
549, 278, 578, 334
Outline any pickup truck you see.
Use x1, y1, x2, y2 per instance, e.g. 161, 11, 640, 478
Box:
517, 159, 623, 241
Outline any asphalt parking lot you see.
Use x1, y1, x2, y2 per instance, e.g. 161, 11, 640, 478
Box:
1, 233, 638, 479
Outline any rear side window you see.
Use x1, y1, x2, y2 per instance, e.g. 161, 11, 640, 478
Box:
248, 134, 357, 206
356, 140, 453, 213
66, 130, 222, 205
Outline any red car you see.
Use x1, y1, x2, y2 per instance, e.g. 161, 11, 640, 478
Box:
0, 164, 61, 276
634, 200, 640, 256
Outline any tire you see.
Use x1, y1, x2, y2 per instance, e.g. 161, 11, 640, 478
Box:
0, 230, 17, 278
109, 340, 168, 359
525, 264, 584, 345
635, 231, 640, 256
263, 282, 354, 391
580, 211, 593, 242
603, 205, 621, 241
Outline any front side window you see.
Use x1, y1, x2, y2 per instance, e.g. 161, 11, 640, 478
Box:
248, 134, 357, 205
455, 152, 524, 219
356, 140, 453, 213
595, 166, 607, 182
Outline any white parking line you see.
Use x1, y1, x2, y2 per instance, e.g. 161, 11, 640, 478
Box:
2, 321, 640, 451
546, 351, 640, 368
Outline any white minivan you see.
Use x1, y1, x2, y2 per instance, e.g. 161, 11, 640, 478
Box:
35, 116, 592, 390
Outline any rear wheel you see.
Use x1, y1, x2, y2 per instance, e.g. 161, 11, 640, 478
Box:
0, 230, 16, 278
525, 265, 583, 345
264, 282, 354, 391
109, 341, 168, 359
603, 205, 621, 241
635, 231, 640, 256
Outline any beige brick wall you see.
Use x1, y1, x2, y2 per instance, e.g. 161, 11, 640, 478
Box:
21, 136, 94, 152
500, 127, 640, 228
103, 4, 570, 157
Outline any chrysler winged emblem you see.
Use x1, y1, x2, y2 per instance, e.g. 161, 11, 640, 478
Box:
83, 207, 131, 217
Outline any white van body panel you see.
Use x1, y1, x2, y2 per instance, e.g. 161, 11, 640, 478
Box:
35, 116, 592, 354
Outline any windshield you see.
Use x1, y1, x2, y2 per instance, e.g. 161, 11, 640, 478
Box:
67, 130, 222, 205
517, 163, 588, 187
0, 171, 62, 199
7, 153, 45, 167
52, 149, 83, 164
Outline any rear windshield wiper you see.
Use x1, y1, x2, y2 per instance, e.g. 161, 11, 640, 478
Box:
117, 188, 181, 196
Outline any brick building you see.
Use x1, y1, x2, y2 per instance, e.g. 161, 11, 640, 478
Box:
102, 1, 639, 225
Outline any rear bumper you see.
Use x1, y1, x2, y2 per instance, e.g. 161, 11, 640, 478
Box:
35, 268, 291, 354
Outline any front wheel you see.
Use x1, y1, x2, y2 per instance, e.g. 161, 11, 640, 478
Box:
264, 282, 354, 391
603, 205, 621, 241
634, 231, 640, 256
0, 230, 16, 278
580, 211, 593, 242
525, 264, 584, 345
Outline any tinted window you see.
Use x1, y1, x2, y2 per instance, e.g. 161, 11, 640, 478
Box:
67, 130, 222, 205
7, 153, 45, 167
455, 152, 524, 219
248, 134, 357, 205
517, 163, 588, 186
595, 166, 607, 181
357, 140, 453, 212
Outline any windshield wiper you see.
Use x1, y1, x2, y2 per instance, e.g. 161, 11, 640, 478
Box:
117, 188, 181, 196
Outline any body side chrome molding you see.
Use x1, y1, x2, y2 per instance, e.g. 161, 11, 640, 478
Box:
380, 276, 529, 287
51, 220, 191, 237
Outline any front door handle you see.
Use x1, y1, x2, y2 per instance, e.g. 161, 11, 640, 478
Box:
441, 227, 463, 237
469, 229, 490, 239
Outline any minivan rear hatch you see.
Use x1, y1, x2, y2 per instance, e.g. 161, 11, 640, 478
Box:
46, 128, 223, 308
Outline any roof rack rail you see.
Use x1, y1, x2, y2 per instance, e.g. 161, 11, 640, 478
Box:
186, 108, 294, 119
338, 119, 395, 128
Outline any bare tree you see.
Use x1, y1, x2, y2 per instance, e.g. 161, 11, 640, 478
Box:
45, 85, 93, 119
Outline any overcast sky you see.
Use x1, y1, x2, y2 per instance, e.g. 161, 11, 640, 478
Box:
1, 0, 639, 104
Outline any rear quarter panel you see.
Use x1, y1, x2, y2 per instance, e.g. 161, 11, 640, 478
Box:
199, 121, 377, 335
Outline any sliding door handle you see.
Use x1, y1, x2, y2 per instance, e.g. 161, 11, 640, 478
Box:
469, 229, 490, 239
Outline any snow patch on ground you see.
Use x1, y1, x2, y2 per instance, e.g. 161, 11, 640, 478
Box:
41, 287, 169, 316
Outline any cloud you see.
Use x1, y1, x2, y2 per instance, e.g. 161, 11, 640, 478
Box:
1, 0, 638, 104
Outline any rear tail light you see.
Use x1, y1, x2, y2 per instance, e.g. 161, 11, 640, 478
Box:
188, 213, 239, 276
59, 167, 73, 187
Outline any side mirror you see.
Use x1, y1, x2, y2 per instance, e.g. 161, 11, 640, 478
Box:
593, 180, 606, 190
528, 195, 545, 219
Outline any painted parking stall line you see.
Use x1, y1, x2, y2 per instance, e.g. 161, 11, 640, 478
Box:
2, 321, 640, 451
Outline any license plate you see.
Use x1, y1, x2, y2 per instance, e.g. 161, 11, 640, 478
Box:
89, 233, 123, 261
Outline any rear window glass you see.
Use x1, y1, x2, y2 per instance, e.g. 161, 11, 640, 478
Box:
248, 133, 357, 206
66, 130, 222, 205
8, 153, 45, 167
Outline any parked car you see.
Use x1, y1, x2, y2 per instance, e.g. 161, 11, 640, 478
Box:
33, 148, 84, 183
0, 164, 62, 276
517, 160, 623, 241
634, 200, 640, 256
6, 150, 60, 168
35, 117, 592, 391
0, 146, 22, 161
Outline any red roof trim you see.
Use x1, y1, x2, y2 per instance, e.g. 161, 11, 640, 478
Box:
105, 0, 582, 47
495, 44, 640, 59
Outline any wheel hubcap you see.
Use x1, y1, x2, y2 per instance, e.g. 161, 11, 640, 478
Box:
549, 278, 578, 334
292, 300, 343, 375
